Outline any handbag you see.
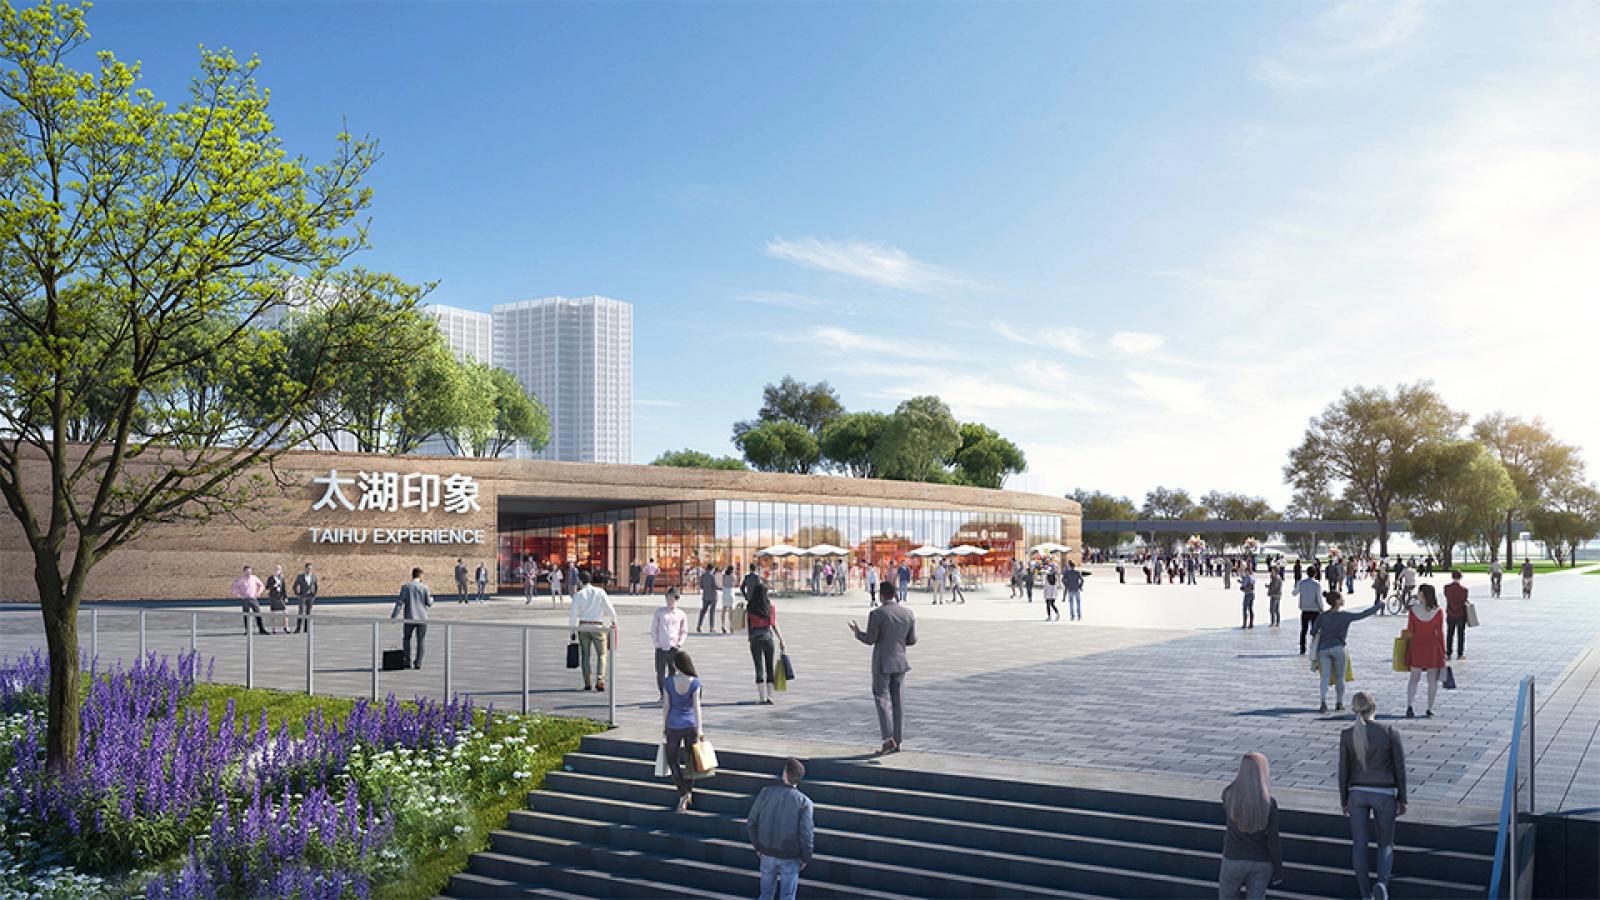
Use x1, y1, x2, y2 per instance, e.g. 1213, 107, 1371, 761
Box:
780, 653, 795, 681
565, 641, 579, 669
1392, 630, 1411, 673
1444, 666, 1457, 690
381, 648, 407, 671
1465, 602, 1479, 627
654, 742, 672, 778
690, 737, 718, 777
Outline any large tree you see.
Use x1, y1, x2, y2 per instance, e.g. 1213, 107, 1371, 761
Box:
872, 395, 961, 483
1068, 489, 1138, 552
1529, 476, 1600, 567
1284, 382, 1464, 557
1197, 490, 1277, 550
1472, 413, 1581, 565
818, 411, 888, 478
447, 363, 549, 458
1139, 486, 1202, 554
731, 376, 843, 441
0, 2, 417, 771
651, 448, 748, 471
951, 422, 1027, 489
735, 420, 820, 474
1403, 440, 1516, 569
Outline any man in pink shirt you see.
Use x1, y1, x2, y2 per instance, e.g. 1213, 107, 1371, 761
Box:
652, 587, 689, 701
231, 565, 269, 635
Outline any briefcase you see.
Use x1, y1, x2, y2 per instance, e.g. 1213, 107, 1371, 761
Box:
565, 641, 580, 669
381, 648, 407, 671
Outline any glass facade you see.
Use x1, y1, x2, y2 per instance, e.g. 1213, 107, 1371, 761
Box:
498, 500, 1064, 594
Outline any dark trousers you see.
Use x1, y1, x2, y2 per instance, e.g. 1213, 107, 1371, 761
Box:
1044, 595, 1058, 619
872, 670, 905, 745
1026, 583, 1034, 602
749, 633, 776, 683
1447, 617, 1466, 657
456, 581, 469, 603
654, 647, 679, 692
242, 603, 269, 635
1119, 570, 1126, 584
403, 622, 427, 666
1299, 610, 1320, 653
1268, 594, 1281, 626
293, 595, 316, 633
1242, 594, 1255, 627
697, 595, 717, 630
664, 726, 698, 796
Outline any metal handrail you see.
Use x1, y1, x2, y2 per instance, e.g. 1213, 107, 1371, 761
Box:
0, 603, 616, 725
1488, 675, 1535, 898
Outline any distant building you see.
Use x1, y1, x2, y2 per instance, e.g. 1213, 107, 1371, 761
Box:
492, 296, 632, 464
415, 304, 495, 456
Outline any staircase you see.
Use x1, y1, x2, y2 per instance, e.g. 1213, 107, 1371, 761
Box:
446, 734, 1498, 899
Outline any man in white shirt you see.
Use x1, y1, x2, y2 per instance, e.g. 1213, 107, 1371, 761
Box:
569, 569, 619, 691
1296, 573, 1326, 655
931, 561, 945, 605
652, 588, 688, 701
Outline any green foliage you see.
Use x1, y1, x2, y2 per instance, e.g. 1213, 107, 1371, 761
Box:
650, 448, 747, 470
1196, 490, 1277, 550
951, 422, 1027, 489
1402, 440, 1516, 568
736, 420, 820, 474
1068, 489, 1138, 551
1472, 413, 1583, 562
0, 0, 436, 770
872, 396, 961, 482
445, 363, 548, 458
1285, 486, 1373, 558
818, 412, 888, 477
1530, 479, 1600, 567
1283, 381, 1465, 556
732, 376, 843, 442
1140, 486, 1201, 519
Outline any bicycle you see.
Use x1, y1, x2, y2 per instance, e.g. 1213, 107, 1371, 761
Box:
1388, 584, 1413, 615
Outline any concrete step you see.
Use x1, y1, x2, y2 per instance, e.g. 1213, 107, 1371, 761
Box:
443, 871, 594, 899
551, 756, 1490, 894
476, 832, 916, 900
464, 852, 743, 899
575, 734, 1501, 853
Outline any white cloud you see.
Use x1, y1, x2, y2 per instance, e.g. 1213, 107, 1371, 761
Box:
763, 236, 968, 292
1253, 0, 1430, 92
1126, 371, 1206, 412
777, 325, 939, 359
733, 290, 830, 310
993, 322, 1093, 355
1110, 331, 1166, 355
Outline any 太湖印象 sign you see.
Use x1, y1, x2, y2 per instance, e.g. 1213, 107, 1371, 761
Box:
306, 469, 484, 545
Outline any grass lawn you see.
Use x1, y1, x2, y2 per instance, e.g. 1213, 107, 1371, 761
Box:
1452, 561, 1571, 574
175, 684, 605, 900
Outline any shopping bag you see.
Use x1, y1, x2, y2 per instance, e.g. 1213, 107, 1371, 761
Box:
654, 742, 672, 778
1392, 631, 1411, 672
732, 603, 747, 632
690, 738, 718, 777
1465, 602, 1479, 627
1327, 655, 1354, 685
1444, 666, 1457, 690
773, 659, 788, 692
565, 641, 579, 669
780, 653, 795, 682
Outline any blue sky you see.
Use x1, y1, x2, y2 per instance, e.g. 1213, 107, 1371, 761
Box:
89, 1, 1598, 505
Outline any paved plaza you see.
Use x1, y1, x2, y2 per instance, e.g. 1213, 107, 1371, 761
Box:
3, 565, 1596, 815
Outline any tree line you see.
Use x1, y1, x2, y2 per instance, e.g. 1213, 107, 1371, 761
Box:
652, 376, 1028, 489
1074, 382, 1598, 568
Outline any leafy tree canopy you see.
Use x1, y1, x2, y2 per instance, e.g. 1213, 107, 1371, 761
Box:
1068, 489, 1138, 551
1402, 440, 1516, 568
872, 395, 961, 482
736, 420, 820, 474
651, 448, 748, 471
952, 422, 1027, 489
818, 412, 888, 478
732, 376, 842, 441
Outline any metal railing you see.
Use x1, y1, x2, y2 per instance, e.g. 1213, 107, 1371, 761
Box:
1488, 675, 1535, 899
6, 605, 616, 725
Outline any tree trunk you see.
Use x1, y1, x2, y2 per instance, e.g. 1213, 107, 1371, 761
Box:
1377, 512, 1388, 559
41, 596, 80, 775
1504, 509, 1514, 570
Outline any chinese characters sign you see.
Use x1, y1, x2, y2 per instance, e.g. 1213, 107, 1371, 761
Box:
307, 469, 484, 546
311, 469, 481, 515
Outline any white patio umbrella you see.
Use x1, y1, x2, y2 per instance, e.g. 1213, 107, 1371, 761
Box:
758, 544, 805, 557
948, 544, 988, 556
908, 545, 947, 557
1030, 542, 1073, 555
804, 543, 850, 556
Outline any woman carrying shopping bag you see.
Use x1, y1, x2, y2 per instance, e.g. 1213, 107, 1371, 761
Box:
1309, 591, 1382, 714
660, 649, 704, 812
1403, 584, 1447, 718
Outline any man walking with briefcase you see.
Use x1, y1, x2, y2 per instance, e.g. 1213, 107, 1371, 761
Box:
390, 567, 432, 670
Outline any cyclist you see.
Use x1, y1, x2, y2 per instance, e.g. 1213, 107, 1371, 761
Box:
1489, 560, 1503, 598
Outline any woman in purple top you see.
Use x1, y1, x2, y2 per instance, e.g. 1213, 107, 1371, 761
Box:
662, 650, 705, 812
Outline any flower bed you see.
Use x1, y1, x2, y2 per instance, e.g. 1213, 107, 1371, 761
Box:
0, 650, 604, 899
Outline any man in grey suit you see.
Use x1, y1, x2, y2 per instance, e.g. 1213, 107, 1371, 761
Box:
391, 566, 432, 670
291, 562, 318, 634
850, 580, 917, 754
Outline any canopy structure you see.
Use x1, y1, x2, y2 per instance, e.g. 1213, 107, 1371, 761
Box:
947, 545, 988, 556
907, 545, 947, 557
757, 544, 805, 557
804, 543, 850, 556
1030, 542, 1073, 555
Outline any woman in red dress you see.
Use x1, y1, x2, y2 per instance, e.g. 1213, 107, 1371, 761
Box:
1404, 583, 1448, 717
